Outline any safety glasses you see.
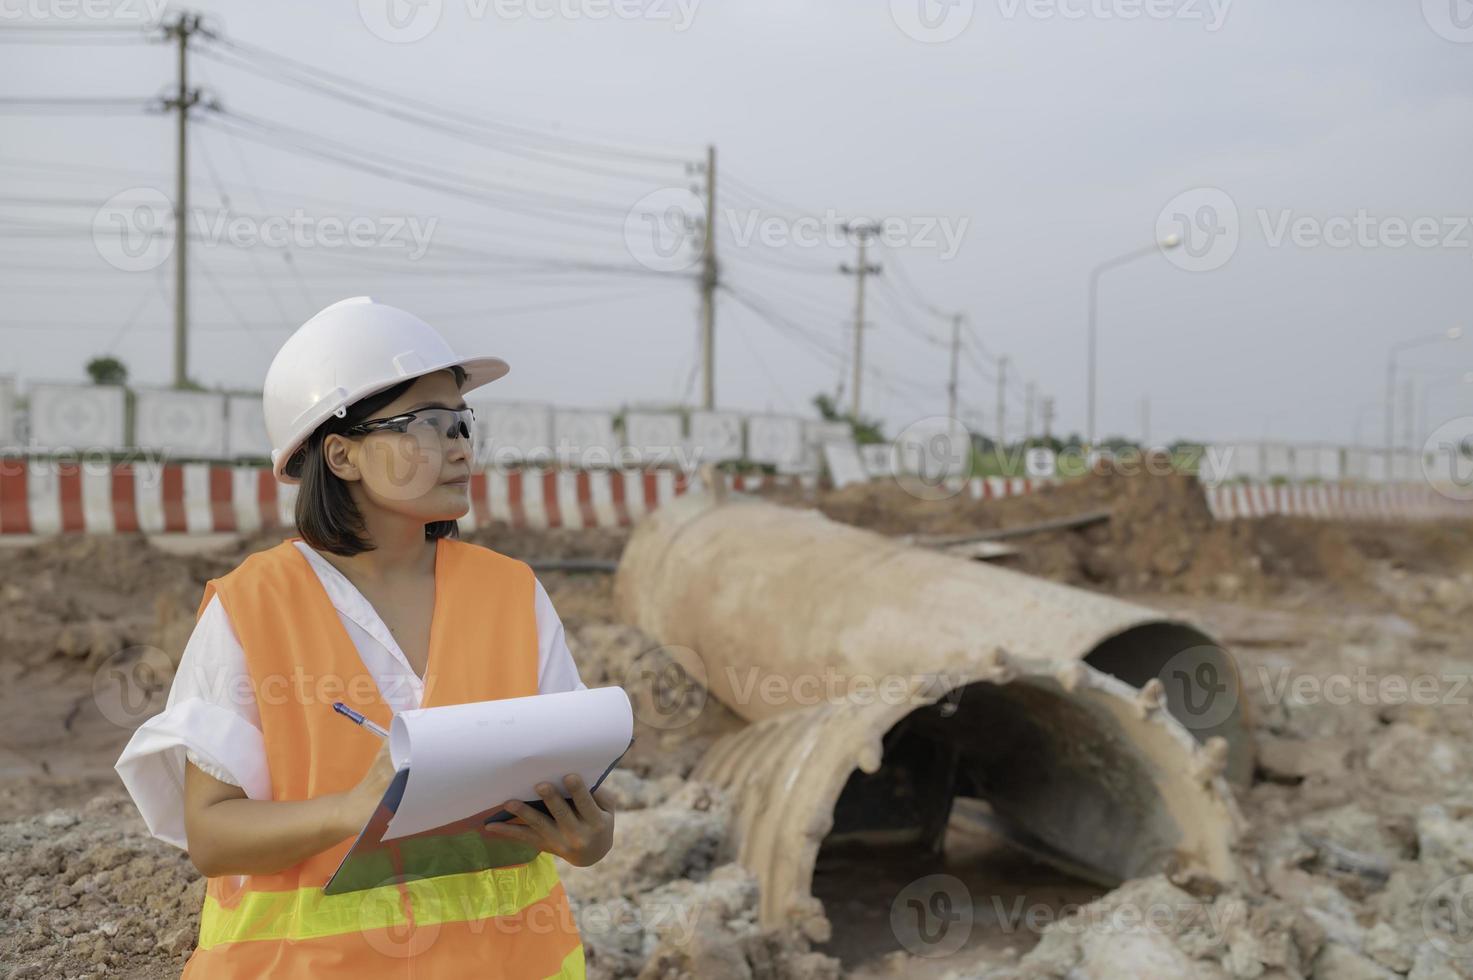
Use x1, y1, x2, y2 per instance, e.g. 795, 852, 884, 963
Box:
344, 407, 476, 445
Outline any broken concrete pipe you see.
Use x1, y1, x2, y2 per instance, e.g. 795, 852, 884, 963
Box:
613, 492, 1251, 934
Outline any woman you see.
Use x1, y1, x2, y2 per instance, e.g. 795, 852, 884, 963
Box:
116, 297, 609, 978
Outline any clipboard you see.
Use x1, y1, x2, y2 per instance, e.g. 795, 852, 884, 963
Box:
323, 737, 633, 895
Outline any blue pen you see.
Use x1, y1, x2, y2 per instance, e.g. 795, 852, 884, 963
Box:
332, 701, 389, 739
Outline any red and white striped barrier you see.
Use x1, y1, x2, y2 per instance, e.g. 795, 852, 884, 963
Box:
0, 460, 821, 535
958, 476, 1041, 500
6, 460, 1462, 535
1203, 482, 1473, 522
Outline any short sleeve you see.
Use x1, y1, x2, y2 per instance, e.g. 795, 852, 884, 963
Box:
113, 595, 271, 851
534, 577, 586, 695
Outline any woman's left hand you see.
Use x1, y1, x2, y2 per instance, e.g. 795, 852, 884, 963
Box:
483, 774, 615, 867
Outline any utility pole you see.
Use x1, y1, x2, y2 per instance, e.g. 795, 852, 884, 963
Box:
1385, 358, 1397, 468
995, 356, 1008, 450
839, 223, 880, 418
1024, 382, 1036, 443
1041, 397, 1056, 440
163, 13, 201, 389
1140, 397, 1151, 448
699, 144, 718, 409
1403, 377, 1416, 451
947, 312, 963, 447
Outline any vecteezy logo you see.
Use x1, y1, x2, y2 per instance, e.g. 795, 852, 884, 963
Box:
360, 873, 442, 957
623, 186, 705, 273
92, 187, 174, 273
1423, 0, 1473, 42
1423, 874, 1473, 957
1423, 416, 1473, 502
892, 416, 973, 501
1157, 187, 1240, 272
891, 0, 975, 43
93, 646, 173, 728
1158, 645, 1238, 730
890, 874, 971, 957
621, 644, 708, 730
359, 0, 443, 43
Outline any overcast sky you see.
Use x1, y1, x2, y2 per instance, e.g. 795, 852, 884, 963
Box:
4, 0, 1472, 448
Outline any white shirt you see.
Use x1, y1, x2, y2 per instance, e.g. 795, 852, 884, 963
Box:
114, 540, 586, 851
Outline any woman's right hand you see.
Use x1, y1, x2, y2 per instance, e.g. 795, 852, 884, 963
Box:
340, 741, 396, 831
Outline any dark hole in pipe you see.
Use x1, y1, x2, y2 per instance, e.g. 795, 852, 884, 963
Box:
1085, 622, 1249, 783
810, 679, 1180, 968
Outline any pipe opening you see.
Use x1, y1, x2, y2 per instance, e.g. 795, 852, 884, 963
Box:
810, 678, 1185, 965
1085, 622, 1249, 782
1084, 621, 1216, 688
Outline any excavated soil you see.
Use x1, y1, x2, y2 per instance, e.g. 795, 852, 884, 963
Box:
3, 478, 1473, 979
777, 472, 1473, 616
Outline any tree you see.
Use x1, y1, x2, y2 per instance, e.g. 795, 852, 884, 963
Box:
86, 356, 128, 386
811, 393, 886, 445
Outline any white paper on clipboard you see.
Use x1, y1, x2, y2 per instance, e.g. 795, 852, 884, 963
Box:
383, 686, 634, 842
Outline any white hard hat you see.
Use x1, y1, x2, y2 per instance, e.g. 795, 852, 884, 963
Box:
263, 296, 509, 483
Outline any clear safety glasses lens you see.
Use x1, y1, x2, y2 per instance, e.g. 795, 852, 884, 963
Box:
402, 408, 475, 446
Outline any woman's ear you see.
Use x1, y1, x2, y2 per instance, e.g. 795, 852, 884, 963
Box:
322, 434, 361, 482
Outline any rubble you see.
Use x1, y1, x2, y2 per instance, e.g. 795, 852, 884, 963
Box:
2, 477, 1473, 977
0, 794, 202, 978
558, 777, 840, 980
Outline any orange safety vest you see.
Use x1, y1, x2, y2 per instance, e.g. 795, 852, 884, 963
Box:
179, 537, 586, 979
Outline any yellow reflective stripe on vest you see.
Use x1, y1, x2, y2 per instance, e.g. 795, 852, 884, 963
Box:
198, 853, 561, 950
545, 943, 586, 979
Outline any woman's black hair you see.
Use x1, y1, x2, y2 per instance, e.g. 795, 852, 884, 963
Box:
288, 366, 468, 556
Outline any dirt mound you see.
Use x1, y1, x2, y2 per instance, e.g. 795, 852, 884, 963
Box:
0, 536, 237, 671
784, 473, 1457, 602
0, 793, 202, 978
464, 522, 629, 564
0, 523, 630, 677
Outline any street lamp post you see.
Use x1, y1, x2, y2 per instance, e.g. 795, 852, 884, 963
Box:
1417, 370, 1473, 446
1386, 327, 1463, 469
1087, 234, 1182, 449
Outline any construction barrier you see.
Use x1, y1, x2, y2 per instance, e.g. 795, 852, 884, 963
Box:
745, 414, 806, 468
687, 411, 744, 463
1203, 482, 1471, 521
0, 460, 824, 536
27, 383, 127, 452
133, 389, 228, 460
2, 458, 1465, 535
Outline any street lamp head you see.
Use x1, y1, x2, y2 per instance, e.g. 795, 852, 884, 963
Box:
1448, 326, 1465, 341
1159, 233, 1183, 250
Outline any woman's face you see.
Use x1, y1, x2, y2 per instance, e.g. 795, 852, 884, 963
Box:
326, 370, 474, 523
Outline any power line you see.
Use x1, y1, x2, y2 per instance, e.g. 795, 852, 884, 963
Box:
0, 97, 158, 113
870, 278, 950, 350
0, 25, 156, 44
883, 246, 953, 321
196, 32, 695, 168
722, 171, 831, 222
193, 40, 693, 185
723, 283, 939, 401
203, 108, 646, 226
192, 120, 296, 328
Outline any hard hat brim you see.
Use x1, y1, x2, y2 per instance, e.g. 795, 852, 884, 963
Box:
271, 353, 510, 484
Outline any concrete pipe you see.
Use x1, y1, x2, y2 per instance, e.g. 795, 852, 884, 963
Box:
613, 492, 1252, 782
613, 492, 1254, 931
691, 658, 1243, 936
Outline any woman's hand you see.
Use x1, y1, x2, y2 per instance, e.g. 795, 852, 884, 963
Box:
339, 741, 396, 830
482, 774, 615, 867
